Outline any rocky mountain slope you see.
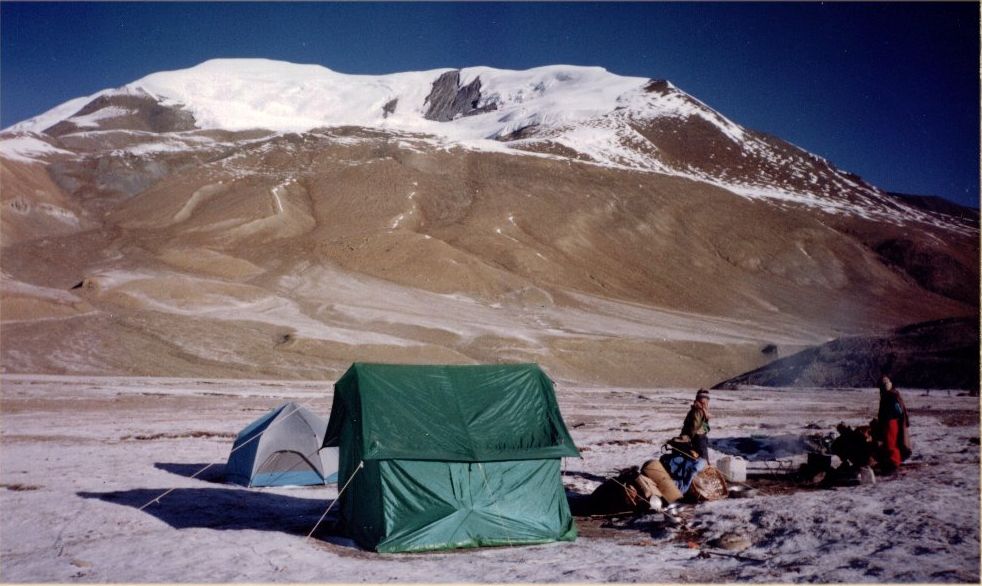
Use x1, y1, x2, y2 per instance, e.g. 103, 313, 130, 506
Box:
714, 317, 980, 390
1, 59, 977, 386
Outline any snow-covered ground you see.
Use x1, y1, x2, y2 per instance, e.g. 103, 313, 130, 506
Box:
1, 375, 978, 582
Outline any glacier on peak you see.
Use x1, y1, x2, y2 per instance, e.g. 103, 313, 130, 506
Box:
7, 59, 678, 138
4, 59, 968, 231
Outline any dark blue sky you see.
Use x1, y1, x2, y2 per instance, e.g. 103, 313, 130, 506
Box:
2, 2, 978, 207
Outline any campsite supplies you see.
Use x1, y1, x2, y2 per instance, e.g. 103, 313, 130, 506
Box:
226, 402, 339, 487
659, 452, 707, 495
648, 494, 664, 511
631, 473, 660, 501
830, 423, 874, 468
665, 436, 699, 459
323, 363, 580, 553
807, 452, 833, 472
641, 459, 683, 503
715, 455, 747, 482
590, 468, 649, 515
727, 485, 757, 499
688, 466, 729, 501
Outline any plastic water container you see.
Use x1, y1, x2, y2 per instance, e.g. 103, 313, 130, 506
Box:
716, 455, 747, 483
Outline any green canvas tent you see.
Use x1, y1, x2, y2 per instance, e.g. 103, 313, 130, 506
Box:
323, 363, 580, 553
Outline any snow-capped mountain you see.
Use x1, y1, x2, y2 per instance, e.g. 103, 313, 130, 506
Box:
4, 59, 964, 223
7, 59, 656, 136
0, 59, 976, 383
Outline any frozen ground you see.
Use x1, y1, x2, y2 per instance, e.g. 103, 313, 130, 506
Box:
0, 375, 978, 583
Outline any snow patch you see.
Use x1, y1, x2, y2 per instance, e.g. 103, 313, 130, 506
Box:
68, 106, 133, 129
37, 203, 80, 225
270, 184, 286, 214
0, 134, 75, 164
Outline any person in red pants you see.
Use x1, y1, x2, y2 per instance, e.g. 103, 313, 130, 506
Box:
874, 375, 911, 474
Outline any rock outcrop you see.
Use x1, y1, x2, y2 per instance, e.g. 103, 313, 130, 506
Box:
382, 98, 398, 118
44, 91, 197, 136
423, 70, 497, 121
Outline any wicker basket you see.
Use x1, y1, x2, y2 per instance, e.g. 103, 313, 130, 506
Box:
689, 466, 729, 501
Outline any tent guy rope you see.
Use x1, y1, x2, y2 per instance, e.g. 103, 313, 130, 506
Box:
305, 460, 364, 541
138, 404, 305, 511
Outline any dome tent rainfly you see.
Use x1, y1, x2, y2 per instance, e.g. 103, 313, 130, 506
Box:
226, 402, 339, 487
323, 362, 580, 553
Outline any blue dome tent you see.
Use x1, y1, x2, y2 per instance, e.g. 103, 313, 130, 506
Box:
226, 402, 338, 487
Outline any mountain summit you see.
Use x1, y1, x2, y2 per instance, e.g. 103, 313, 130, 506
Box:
7, 59, 962, 222
1, 60, 977, 384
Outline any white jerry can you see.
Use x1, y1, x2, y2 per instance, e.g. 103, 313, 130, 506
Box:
716, 455, 747, 483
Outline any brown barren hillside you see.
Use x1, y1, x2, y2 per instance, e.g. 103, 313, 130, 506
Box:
2, 61, 977, 386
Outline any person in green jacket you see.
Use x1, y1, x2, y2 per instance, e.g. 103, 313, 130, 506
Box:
681, 388, 711, 460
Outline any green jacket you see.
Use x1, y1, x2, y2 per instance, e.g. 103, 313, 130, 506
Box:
681, 402, 710, 438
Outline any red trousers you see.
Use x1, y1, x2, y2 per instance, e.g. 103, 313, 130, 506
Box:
881, 419, 902, 468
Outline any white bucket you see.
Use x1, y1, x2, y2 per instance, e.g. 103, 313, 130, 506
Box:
716, 455, 747, 483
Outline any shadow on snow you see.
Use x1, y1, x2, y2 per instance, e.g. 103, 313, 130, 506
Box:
154, 462, 227, 483
77, 486, 340, 539
561, 469, 607, 483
